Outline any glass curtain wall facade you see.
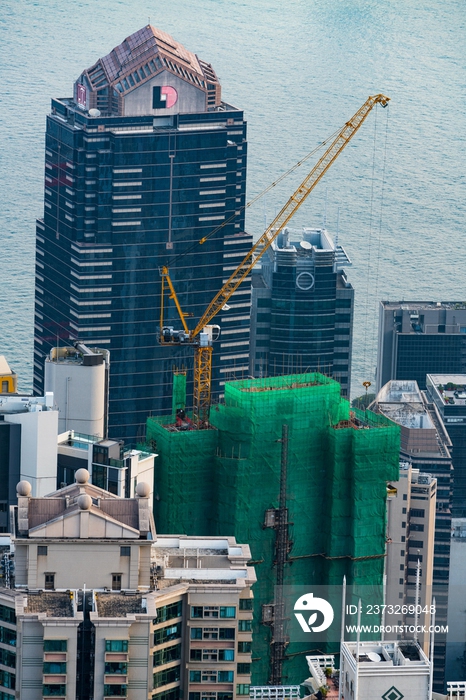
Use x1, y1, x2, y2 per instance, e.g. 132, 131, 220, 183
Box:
250, 228, 354, 396
33, 26, 251, 442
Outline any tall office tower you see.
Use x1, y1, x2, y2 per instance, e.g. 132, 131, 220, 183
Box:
376, 301, 466, 392
33, 26, 251, 442
372, 380, 454, 690
426, 374, 466, 518
249, 227, 354, 396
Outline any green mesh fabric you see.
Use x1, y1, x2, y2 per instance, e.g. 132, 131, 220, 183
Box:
146, 372, 400, 684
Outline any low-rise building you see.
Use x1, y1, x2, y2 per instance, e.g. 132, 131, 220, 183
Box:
0, 470, 255, 700
57, 429, 155, 506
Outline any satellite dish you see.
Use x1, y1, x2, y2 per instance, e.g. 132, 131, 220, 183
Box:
367, 652, 381, 662
89, 108, 101, 117
300, 240, 312, 250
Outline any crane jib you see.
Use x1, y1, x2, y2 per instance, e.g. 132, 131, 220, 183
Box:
160, 94, 390, 425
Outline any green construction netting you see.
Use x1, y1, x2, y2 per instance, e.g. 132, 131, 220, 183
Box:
146, 372, 400, 685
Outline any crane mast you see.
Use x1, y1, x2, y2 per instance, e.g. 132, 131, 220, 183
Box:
160, 94, 390, 425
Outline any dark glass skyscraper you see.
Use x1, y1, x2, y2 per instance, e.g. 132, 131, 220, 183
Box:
33, 26, 252, 441
249, 227, 354, 396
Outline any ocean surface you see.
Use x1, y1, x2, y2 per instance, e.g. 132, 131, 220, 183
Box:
1, 0, 465, 397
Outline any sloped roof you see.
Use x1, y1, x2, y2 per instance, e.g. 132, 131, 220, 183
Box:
81, 25, 219, 96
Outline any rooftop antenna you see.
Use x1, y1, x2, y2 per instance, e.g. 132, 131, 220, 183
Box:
335, 206, 340, 248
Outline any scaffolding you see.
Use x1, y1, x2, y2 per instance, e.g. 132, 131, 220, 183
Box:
146, 372, 400, 683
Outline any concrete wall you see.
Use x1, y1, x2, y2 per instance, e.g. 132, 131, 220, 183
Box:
124, 70, 206, 116
45, 359, 106, 437
16, 540, 151, 590
6, 410, 58, 496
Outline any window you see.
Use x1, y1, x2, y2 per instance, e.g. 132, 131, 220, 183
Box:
105, 661, 127, 674
120, 546, 131, 557
238, 642, 251, 653
38, 546, 48, 556
44, 639, 67, 652
43, 685, 67, 697
154, 623, 182, 645
0, 605, 15, 625
220, 649, 234, 661
237, 663, 250, 675
237, 685, 250, 695
218, 671, 234, 682
240, 600, 253, 609
153, 644, 181, 667
103, 684, 127, 696
238, 620, 251, 632
43, 662, 67, 674
0, 627, 16, 646
44, 573, 55, 590
410, 540, 424, 548
410, 508, 425, 518
190, 671, 201, 683
219, 628, 235, 639
155, 600, 182, 623
112, 574, 122, 591
105, 639, 128, 652
220, 606, 235, 618
154, 666, 180, 688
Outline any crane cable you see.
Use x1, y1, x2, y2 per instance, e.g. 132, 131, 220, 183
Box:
362, 104, 390, 380
362, 103, 379, 378
370, 106, 391, 371
163, 123, 347, 270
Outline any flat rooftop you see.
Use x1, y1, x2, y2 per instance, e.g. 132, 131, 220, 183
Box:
382, 301, 466, 311
375, 381, 435, 430
25, 591, 74, 617
343, 640, 429, 667
95, 593, 147, 617
427, 374, 466, 407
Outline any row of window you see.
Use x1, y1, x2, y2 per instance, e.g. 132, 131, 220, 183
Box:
154, 623, 182, 646
190, 628, 234, 640
189, 694, 232, 700
153, 644, 181, 667
190, 649, 234, 662
154, 665, 181, 688
191, 606, 235, 619
155, 601, 183, 624
0, 626, 16, 646
0, 669, 15, 690
0, 605, 15, 625
44, 662, 66, 674
190, 670, 234, 683
43, 640, 66, 653
106, 639, 128, 653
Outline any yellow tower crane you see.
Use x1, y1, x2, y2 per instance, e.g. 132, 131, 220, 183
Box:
160, 93, 390, 426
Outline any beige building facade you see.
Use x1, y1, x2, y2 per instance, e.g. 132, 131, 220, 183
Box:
0, 470, 255, 700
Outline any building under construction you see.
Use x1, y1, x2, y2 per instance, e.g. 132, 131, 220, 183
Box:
146, 373, 400, 685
